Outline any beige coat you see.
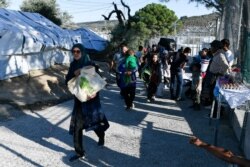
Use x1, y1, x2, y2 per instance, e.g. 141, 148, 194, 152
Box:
209, 49, 229, 75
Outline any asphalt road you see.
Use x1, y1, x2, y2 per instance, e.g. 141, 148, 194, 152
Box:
0, 81, 240, 167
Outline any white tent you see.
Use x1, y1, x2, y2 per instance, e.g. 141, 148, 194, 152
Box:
0, 9, 108, 80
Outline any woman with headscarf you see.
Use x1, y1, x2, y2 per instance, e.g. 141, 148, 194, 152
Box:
65, 43, 109, 162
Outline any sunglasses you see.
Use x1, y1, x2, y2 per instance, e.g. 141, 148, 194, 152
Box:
72, 50, 81, 54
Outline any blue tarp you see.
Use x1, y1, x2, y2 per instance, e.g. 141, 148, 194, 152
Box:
0, 9, 108, 80
73, 28, 108, 53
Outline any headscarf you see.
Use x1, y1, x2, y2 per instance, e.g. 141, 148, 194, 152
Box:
71, 43, 91, 69
65, 43, 92, 84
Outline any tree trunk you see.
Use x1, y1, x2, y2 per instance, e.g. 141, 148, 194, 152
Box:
242, 0, 250, 83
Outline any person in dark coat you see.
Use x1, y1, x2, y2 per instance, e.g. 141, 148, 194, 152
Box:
65, 43, 109, 162
146, 53, 162, 102
170, 47, 191, 100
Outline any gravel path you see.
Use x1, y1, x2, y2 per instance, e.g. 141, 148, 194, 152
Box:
0, 80, 240, 167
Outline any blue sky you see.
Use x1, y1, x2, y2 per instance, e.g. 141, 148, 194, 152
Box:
8, 0, 214, 23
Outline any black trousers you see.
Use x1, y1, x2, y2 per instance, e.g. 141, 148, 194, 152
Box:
123, 86, 136, 108
74, 105, 105, 156
147, 82, 157, 99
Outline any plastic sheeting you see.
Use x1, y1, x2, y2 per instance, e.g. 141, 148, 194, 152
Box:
73, 28, 108, 53
0, 9, 108, 80
214, 80, 250, 108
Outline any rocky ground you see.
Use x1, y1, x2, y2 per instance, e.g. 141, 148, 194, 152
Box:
0, 61, 112, 121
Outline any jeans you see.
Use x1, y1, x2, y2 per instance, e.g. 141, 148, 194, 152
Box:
170, 70, 183, 99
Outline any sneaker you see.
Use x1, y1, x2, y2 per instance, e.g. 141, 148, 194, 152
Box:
151, 96, 156, 101
147, 99, 151, 103
69, 154, 85, 162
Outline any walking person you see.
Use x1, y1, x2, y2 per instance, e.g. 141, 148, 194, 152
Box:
110, 44, 128, 97
65, 43, 110, 162
123, 50, 138, 110
146, 53, 162, 102
170, 47, 191, 100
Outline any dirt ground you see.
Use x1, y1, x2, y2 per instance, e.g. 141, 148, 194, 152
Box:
0, 61, 113, 121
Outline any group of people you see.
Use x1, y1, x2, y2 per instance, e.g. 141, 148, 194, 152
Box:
110, 43, 192, 110
64, 38, 235, 162
111, 44, 164, 110
110, 38, 235, 114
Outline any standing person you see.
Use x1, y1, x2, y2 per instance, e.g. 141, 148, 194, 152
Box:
221, 39, 234, 71
202, 40, 229, 111
190, 63, 202, 111
65, 43, 110, 162
145, 44, 159, 64
191, 48, 210, 78
110, 44, 128, 97
135, 45, 144, 65
158, 45, 170, 88
147, 53, 162, 102
170, 47, 191, 100
121, 50, 138, 110
138, 55, 147, 79
192, 48, 208, 64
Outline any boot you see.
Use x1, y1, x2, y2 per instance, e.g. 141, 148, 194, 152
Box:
98, 132, 105, 146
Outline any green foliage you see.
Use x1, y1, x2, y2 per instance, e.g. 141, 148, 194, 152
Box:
133, 3, 178, 36
0, 0, 9, 7
188, 0, 225, 13
110, 3, 180, 49
20, 0, 62, 26
60, 11, 76, 29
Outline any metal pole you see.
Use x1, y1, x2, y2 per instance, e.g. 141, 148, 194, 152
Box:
214, 93, 222, 146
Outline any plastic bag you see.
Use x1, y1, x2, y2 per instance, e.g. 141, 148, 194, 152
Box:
68, 66, 107, 102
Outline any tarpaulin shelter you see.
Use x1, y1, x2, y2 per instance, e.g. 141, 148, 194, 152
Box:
0, 9, 108, 80
73, 28, 108, 53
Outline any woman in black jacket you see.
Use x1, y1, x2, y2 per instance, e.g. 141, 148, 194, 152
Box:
65, 43, 109, 162
147, 53, 162, 102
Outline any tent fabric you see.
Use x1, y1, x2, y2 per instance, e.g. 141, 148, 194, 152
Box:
72, 28, 108, 52
0, 9, 108, 80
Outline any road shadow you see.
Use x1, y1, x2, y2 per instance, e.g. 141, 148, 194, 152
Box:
0, 79, 240, 166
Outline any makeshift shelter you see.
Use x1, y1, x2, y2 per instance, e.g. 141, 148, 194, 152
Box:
73, 28, 108, 53
0, 9, 108, 80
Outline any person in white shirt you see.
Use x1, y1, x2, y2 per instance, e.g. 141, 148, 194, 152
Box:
221, 39, 234, 69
